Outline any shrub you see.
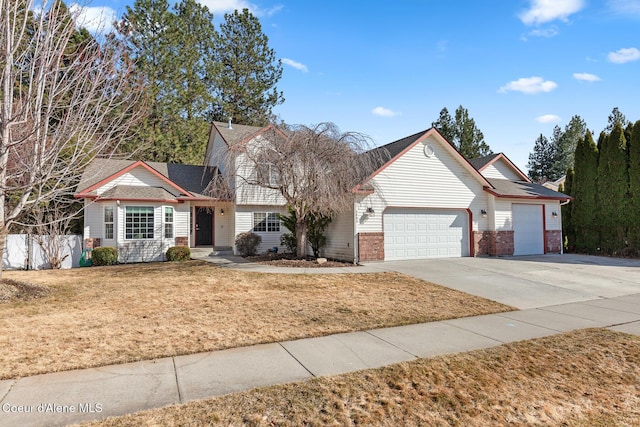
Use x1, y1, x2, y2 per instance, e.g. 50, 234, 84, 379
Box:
92, 247, 118, 266
166, 246, 191, 261
280, 233, 297, 254
235, 232, 262, 256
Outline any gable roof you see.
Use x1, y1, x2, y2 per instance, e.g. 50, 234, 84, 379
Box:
357, 128, 493, 191
469, 152, 530, 182
211, 121, 264, 146
75, 159, 219, 201
484, 179, 571, 201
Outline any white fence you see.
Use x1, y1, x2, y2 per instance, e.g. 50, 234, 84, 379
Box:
2, 234, 82, 270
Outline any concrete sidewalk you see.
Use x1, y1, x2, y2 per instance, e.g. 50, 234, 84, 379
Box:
2, 294, 640, 427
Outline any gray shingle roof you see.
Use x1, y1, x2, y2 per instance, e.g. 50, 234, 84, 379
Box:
468, 153, 500, 170
487, 178, 570, 200
76, 158, 218, 199
100, 185, 178, 200
212, 121, 263, 146
367, 128, 430, 171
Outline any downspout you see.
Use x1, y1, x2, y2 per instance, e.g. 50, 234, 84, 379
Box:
353, 199, 359, 264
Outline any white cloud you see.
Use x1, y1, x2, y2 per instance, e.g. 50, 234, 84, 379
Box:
498, 77, 558, 94
69, 3, 116, 33
282, 58, 308, 72
372, 107, 400, 117
519, 0, 585, 25
528, 27, 559, 38
573, 72, 601, 82
536, 114, 561, 123
199, 0, 283, 16
607, 0, 640, 16
608, 47, 640, 63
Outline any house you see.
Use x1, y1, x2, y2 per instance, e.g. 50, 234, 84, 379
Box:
75, 122, 570, 263
542, 175, 566, 192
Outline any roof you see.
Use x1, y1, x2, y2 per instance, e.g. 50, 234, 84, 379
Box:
468, 153, 500, 170
485, 179, 571, 200
211, 121, 265, 146
76, 158, 219, 200
99, 185, 179, 202
366, 128, 430, 170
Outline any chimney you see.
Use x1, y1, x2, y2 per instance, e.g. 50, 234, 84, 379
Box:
228, 117, 232, 129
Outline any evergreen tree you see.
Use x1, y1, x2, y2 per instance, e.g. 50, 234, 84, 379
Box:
212, 8, 284, 126
597, 124, 628, 254
432, 105, 491, 158
572, 131, 599, 253
557, 115, 587, 174
118, 0, 217, 163
628, 121, 640, 250
560, 168, 574, 252
527, 133, 557, 183
605, 107, 629, 132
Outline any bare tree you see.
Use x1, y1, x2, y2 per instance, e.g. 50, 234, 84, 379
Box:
0, 0, 144, 278
30, 200, 78, 269
219, 122, 382, 258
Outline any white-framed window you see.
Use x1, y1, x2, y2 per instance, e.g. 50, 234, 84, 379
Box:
164, 207, 174, 238
256, 162, 279, 185
125, 206, 154, 239
104, 206, 114, 240
253, 212, 280, 232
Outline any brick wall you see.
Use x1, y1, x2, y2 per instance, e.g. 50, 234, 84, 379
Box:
175, 236, 189, 247
472, 231, 514, 256
358, 232, 384, 261
546, 230, 562, 253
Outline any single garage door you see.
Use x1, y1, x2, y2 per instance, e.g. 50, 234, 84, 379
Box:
384, 208, 469, 260
512, 204, 544, 255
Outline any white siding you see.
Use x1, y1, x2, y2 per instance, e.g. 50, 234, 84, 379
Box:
95, 166, 176, 196
494, 199, 513, 230
356, 135, 490, 236
544, 201, 562, 230
234, 205, 287, 254
322, 207, 355, 261
234, 152, 286, 206
83, 200, 104, 241
492, 199, 562, 232
214, 204, 234, 247
481, 159, 523, 181
204, 129, 229, 172
174, 204, 191, 241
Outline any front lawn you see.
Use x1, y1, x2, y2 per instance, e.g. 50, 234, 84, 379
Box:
1, 261, 512, 379
81, 328, 640, 426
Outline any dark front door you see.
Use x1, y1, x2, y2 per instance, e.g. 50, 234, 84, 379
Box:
195, 208, 213, 246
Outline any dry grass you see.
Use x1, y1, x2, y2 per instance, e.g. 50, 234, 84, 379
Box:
1, 261, 512, 379
82, 329, 640, 427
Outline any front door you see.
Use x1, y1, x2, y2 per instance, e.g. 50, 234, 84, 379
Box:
195, 208, 213, 246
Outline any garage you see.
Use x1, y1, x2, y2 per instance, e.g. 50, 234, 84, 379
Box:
383, 208, 469, 260
512, 204, 544, 255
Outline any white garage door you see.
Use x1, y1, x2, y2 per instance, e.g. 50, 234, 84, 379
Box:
512, 204, 544, 255
384, 209, 469, 260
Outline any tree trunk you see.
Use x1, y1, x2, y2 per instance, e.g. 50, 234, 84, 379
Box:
295, 220, 307, 259
0, 226, 7, 281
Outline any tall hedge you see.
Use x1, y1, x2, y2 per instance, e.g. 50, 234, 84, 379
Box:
572, 131, 599, 253
628, 121, 640, 250
596, 124, 628, 254
560, 169, 574, 252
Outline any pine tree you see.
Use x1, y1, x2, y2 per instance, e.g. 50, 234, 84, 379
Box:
597, 124, 628, 254
527, 134, 556, 183
212, 8, 284, 126
605, 107, 629, 132
628, 121, 640, 251
572, 131, 599, 253
432, 105, 491, 159
118, 0, 217, 163
557, 115, 587, 173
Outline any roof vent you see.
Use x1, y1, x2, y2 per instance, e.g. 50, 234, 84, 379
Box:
228, 118, 232, 129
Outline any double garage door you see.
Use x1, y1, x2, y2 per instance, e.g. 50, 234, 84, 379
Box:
384, 208, 469, 260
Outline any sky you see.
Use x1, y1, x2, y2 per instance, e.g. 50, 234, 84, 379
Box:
70, 0, 640, 172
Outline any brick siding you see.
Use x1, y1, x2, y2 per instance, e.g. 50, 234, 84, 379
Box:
545, 230, 562, 253
358, 232, 384, 261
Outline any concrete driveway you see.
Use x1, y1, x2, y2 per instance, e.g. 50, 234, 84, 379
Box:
369, 254, 640, 309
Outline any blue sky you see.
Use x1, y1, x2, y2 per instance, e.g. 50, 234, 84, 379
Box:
73, 0, 640, 172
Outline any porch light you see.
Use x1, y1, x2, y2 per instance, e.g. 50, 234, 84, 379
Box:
220, 208, 225, 216
366, 207, 375, 216
480, 209, 487, 217
552, 211, 558, 218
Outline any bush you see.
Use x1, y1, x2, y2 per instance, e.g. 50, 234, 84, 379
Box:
166, 246, 191, 261
280, 233, 297, 254
235, 232, 262, 256
92, 247, 118, 266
